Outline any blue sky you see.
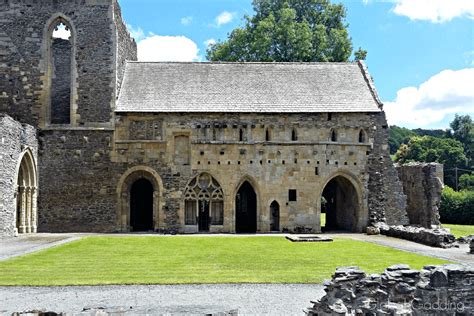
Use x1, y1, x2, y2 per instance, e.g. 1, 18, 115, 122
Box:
120, 0, 474, 129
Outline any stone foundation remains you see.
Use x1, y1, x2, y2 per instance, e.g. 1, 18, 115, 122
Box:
307, 264, 474, 315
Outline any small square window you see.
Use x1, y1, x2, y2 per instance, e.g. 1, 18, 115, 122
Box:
289, 189, 297, 202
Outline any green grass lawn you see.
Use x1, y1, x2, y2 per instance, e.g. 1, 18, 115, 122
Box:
0, 236, 449, 286
443, 224, 474, 238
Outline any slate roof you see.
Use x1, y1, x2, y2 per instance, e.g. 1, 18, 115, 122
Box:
116, 61, 382, 113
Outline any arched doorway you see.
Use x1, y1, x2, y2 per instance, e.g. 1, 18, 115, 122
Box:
16, 150, 38, 234
321, 176, 361, 232
270, 201, 280, 232
130, 178, 154, 232
117, 166, 163, 232
235, 181, 257, 233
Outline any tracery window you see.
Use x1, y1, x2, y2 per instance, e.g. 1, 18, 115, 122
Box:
184, 173, 224, 225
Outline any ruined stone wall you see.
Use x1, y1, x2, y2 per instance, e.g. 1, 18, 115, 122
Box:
397, 162, 443, 228
0, 0, 133, 126
113, 0, 137, 97
0, 114, 37, 236
109, 112, 379, 234
307, 264, 473, 315
367, 111, 408, 227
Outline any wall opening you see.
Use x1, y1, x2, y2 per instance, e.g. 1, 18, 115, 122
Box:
184, 173, 224, 232
359, 129, 366, 143
269, 201, 280, 232
130, 178, 154, 232
291, 128, 298, 141
15, 150, 37, 234
321, 176, 360, 232
49, 19, 73, 125
330, 129, 337, 142
235, 181, 257, 233
265, 128, 271, 141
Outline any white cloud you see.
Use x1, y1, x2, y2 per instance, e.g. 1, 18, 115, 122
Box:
181, 16, 193, 26
127, 24, 145, 41
52, 24, 71, 40
392, 0, 474, 23
216, 11, 234, 26
204, 38, 217, 47
384, 68, 474, 127
137, 35, 200, 62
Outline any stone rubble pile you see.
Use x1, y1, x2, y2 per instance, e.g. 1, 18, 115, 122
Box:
307, 264, 473, 316
374, 223, 457, 248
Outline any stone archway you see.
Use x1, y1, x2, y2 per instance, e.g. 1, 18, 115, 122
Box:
117, 166, 163, 232
321, 175, 365, 233
15, 149, 38, 234
235, 181, 257, 233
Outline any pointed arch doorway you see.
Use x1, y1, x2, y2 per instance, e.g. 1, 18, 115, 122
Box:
235, 181, 257, 233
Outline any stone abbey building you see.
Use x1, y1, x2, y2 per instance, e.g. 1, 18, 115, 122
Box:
0, 0, 409, 236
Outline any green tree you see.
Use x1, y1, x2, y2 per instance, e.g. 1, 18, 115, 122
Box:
354, 47, 367, 61
207, 0, 359, 62
449, 114, 474, 166
459, 173, 474, 191
394, 136, 467, 188
388, 126, 416, 154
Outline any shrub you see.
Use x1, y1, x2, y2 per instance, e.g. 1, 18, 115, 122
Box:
439, 186, 474, 225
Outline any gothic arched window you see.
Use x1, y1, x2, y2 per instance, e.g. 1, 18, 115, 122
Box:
47, 17, 75, 125
184, 173, 224, 226
330, 129, 337, 142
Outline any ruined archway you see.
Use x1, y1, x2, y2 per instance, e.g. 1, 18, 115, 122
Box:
321, 175, 364, 233
117, 166, 163, 232
15, 149, 38, 234
235, 181, 257, 233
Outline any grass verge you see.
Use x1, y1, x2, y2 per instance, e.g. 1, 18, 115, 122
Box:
0, 236, 450, 286
443, 224, 474, 238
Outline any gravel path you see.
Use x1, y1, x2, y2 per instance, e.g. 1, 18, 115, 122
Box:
0, 234, 80, 261
0, 284, 325, 315
337, 233, 473, 265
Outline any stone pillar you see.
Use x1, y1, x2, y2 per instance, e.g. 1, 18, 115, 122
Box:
25, 186, 32, 233
18, 186, 27, 234
31, 187, 38, 233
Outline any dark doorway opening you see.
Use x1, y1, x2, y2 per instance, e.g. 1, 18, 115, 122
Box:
198, 200, 210, 232
130, 178, 154, 232
321, 176, 359, 232
235, 181, 257, 233
270, 201, 280, 231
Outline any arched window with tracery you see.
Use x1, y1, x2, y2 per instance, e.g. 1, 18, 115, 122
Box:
184, 173, 224, 228
47, 17, 75, 125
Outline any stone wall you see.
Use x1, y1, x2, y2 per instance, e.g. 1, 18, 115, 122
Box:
307, 264, 474, 315
0, 114, 38, 236
0, 0, 133, 126
366, 112, 408, 227
114, 0, 137, 96
397, 162, 443, 228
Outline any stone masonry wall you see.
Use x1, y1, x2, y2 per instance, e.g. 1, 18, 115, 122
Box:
0, 114, 37, 236
397, 162, 443, 228
0, 0, 131, 126
114, 0, 137, 96
366, 111, 408, 227
307, 264, 474, 315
